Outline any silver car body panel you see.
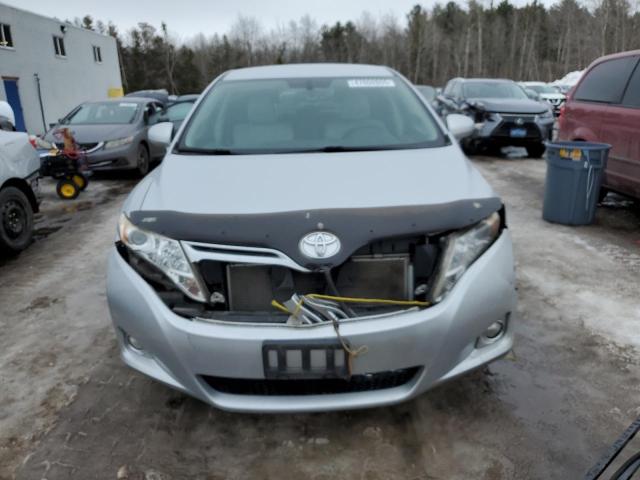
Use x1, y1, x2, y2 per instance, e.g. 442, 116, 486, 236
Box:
107, 229, 516, 413
107, 64, 517, 412
132, 145, 495, 214
182, 241, 312, 273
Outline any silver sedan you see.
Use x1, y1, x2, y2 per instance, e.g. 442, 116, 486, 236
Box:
107, 63, 517, 412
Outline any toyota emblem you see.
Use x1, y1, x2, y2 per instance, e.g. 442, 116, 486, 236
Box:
299, 231, 341, 259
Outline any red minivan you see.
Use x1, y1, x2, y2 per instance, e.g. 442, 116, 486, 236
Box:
558, 50, 640, 201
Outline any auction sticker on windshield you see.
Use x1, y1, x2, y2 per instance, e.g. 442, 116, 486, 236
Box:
348, 79, 395, 88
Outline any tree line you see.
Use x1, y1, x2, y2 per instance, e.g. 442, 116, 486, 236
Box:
73, 0, 640, 95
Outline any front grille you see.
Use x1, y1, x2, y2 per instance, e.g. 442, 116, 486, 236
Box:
201, 367, 421, 395
224, 255, 410, 311
190, 235, 439, 320
492, 115, 541, 139
123, 235, 440, 322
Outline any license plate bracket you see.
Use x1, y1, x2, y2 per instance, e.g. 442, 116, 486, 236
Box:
262, 339, 349, 379
510, 128, 527, 138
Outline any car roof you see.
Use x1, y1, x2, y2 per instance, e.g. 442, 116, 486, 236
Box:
223, 63, 394, 81
84, 97, 152, 105
460, 78, 514, 83
590, 49, 640, 64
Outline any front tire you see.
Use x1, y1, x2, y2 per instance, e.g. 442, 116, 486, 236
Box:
0, 187, 34, 254
526, 143, 546, 158
136, 144, 150, 177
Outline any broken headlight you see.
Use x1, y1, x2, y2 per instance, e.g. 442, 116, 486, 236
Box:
118, 214, 207, 302
429, 212, 501, 302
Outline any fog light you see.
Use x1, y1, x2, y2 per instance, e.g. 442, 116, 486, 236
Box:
484, 321, 504, 339
126, 333, 144, 351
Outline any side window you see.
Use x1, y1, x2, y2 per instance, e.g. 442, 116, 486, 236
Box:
93, 46, 102, 63
621, 61, 640, 108
53, 36, 66, 57
574, 57, 637, 104
443, 81, 454, 97
146, 103, 163, 123
452, 82, 463, 99
0, 23, 13, 48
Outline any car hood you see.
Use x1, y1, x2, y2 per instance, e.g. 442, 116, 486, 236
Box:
44, 124, 136, 143
468, 97, 548, 114
135, 145, 496, 215
128, 145, 501, 267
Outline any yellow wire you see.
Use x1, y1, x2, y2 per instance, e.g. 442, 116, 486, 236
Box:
270, 299, 290, 314
306, 294, 430, 307
270, 293, 428, 375
271, 294, 429, 315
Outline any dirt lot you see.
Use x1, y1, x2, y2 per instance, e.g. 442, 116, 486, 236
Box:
1, 155, 639, 480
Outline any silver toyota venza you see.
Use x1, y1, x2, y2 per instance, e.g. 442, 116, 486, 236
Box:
106, 64, 517, 413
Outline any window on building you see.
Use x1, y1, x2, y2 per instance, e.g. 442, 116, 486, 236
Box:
0, 23, 13, 48
53, 35, 66, 57
93, 45, 102, 63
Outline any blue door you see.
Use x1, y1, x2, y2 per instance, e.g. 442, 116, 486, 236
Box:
2, 78, 26, 132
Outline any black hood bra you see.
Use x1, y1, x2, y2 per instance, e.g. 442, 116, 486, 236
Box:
129, 197, 502, 269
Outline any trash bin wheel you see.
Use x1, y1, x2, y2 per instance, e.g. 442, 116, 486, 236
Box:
72, 173, 88, 191
56, 178, 80, 200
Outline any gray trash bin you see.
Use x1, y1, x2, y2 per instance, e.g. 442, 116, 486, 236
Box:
542, 141, 611, 225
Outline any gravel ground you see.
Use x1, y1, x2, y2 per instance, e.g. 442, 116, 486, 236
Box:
0, 155, 639, 480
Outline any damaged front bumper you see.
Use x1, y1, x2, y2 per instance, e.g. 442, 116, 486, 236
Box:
107, 230, 516, 413
471, 112, 554, 147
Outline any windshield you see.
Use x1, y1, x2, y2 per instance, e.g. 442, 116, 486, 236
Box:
464, 82, 528, 100
528, 84, 558, 94
64, 102, 139, 125
179, 77, 445, 154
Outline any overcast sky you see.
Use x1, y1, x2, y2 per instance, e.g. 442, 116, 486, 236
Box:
7, 0, 557, 40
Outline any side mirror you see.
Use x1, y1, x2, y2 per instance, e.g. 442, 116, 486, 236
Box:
148, 122, 174, 147
446, 114, 475, 141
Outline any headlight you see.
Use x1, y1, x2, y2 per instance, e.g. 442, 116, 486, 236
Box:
429, 212, 502, 302
118, 214, 207, 302
104, 136, 134, 149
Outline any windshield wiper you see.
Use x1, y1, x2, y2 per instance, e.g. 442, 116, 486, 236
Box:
298, 145, 408, 153
176, 147, 238, 155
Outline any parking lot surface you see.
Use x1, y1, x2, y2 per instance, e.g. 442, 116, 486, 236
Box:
1, 155, 639, 480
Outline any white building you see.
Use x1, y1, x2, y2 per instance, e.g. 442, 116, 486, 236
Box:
0, 2, 123, 134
